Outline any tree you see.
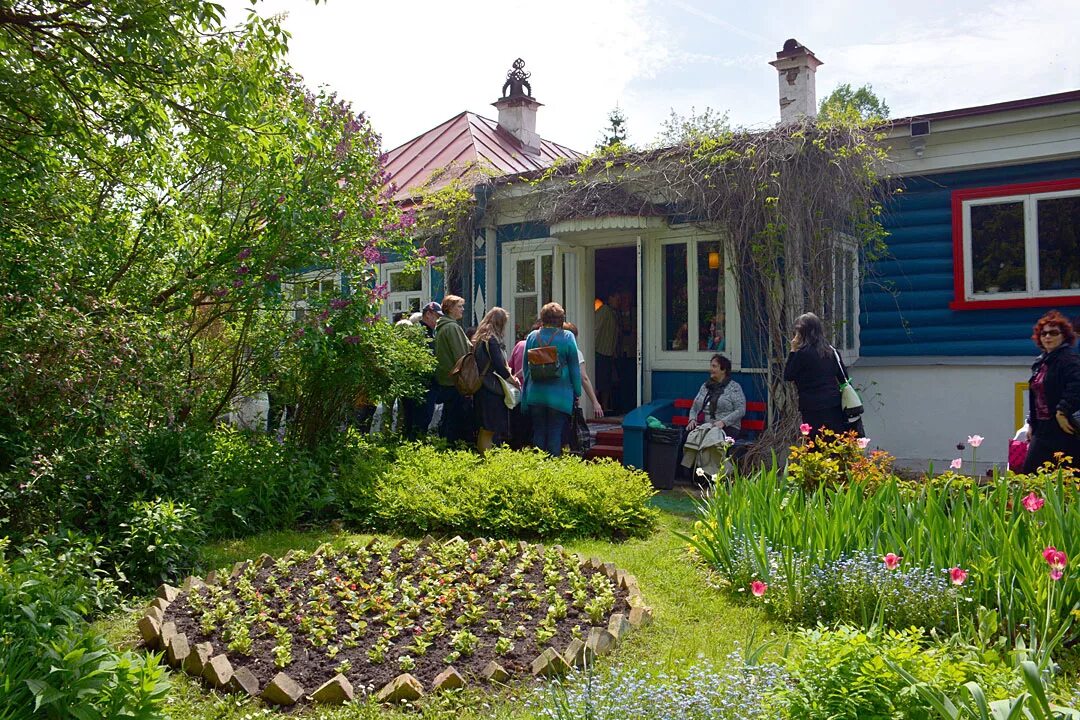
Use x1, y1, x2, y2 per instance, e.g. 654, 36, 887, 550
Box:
596, 106, 630, 151
818, 83, 890, 122
653, 106, 730, 147
0, 1, 426, 480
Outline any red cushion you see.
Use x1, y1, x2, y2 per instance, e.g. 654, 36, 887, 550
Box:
671, 416, 689, 427
673, 398, 694, 409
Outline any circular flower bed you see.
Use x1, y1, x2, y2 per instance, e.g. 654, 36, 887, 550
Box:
138, 537, 651, 707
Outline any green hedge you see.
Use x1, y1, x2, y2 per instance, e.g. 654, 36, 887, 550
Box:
365, 445, 659, 540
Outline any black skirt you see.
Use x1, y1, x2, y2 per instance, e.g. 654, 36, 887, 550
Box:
475, 385, 510, 435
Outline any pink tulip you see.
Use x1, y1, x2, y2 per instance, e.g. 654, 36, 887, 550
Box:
950, 458, 963, 470
857, 437, 871, 449
949, 567, 968, 586
800, 423, 812, 436
884, 553, 902, 570
1051, 569, 1064, 581
1043, 546, 1067, 572
966, 434, 984, 448
750, 580, 768, 597
1022, 493, 1045, 512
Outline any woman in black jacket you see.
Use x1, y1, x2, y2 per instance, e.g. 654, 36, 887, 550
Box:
783, 312, 852, 440
1022, 310, 1080, 473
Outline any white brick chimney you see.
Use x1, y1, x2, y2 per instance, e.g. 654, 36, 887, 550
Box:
769, 39, 823, 125
493, 58, 542, 155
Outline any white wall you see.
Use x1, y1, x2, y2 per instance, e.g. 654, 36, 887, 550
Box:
856, 362, 1030, 473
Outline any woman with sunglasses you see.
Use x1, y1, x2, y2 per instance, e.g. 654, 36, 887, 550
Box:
1022, 310, 1080, 473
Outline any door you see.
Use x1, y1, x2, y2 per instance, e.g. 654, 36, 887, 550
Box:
502, 240, 581, 346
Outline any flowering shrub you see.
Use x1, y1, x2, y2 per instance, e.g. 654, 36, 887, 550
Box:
531, 653, 788, 720
786, 428, 894, 491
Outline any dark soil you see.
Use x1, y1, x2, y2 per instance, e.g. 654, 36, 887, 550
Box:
163, 539, 631, 707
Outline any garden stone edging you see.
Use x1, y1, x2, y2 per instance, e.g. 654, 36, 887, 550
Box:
141, 538, 652, 709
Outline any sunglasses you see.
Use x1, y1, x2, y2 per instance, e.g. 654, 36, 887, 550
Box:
1041, 329, 1062, 337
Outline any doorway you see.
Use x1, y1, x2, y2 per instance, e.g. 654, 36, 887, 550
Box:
593, 246, 638, 415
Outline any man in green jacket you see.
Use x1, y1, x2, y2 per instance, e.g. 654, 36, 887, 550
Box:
433, 295, 471, 443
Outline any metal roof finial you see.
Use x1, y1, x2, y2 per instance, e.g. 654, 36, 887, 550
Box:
501, 58, 532, 99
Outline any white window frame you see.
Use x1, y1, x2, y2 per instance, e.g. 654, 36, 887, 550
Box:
827, 236, 861, 364
377, 259, 444, 320
646, 230, 741, 371
501, 239, 560, 346
961, 186, 1080, 302
282, 269, 342, 323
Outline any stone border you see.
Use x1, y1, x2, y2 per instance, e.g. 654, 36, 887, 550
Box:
139, 540, 653, 708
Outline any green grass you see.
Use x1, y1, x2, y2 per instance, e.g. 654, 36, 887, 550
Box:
95, 497, 781, 719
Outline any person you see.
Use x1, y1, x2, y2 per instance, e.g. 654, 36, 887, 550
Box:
507, 319, 541, 449
472, 307, 519, 454
681, 354, 745, 477
686, 354, 745, 433
1022, 310, 1080, 473
522, 302, 582, 456
783, 312, 850, 441
434, 295, 471, 444
400, 302, 440, 438
594, 294, 618, 412
563, 322, 604, 419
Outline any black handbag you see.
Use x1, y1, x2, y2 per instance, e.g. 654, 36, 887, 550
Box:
569, 400, 591, 455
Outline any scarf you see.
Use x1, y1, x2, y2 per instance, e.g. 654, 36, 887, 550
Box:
703, 377, 731, 419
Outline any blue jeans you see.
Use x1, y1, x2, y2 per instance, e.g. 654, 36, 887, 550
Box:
531, 405, 569, 456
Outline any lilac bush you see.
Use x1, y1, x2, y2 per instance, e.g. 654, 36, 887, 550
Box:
530, 651, 788, 720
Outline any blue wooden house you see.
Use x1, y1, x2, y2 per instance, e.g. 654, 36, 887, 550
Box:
379, 46, 1080, 471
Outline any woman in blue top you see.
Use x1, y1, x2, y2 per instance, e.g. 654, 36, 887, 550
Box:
522, 302, 582, 456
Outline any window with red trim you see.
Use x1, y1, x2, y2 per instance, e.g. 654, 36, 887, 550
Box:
951, 178, 1080, 310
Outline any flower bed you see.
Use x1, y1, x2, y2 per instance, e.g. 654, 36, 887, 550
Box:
137, 537, 651, 708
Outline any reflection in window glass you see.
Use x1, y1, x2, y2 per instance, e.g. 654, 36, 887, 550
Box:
662, 244, 688, 351
514, 296, 537, 342
389, 269, 421, 293
1038, 195, 1080, 291
970, 202, 1025, 293
516, 258, 536, 293
697, 242, 725, 352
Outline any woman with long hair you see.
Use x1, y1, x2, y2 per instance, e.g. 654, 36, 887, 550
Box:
1022, 310, 1080, 472
472, 307, 518, 455
783, 312, 850, 440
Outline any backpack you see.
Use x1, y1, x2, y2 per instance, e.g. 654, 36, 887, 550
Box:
527, 329, 563, 381
450, 344, 491, 396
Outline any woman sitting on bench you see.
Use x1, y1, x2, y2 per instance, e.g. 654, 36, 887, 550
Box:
681, 354, 745, 477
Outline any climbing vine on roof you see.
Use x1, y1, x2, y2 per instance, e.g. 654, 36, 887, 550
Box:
512, 117, 893, 457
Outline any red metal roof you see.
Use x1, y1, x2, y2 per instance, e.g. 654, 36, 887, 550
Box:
382, 111, 580, 202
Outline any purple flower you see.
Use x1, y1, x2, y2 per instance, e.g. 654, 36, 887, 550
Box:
236, 265, 250, 275
237, 247, 252, 260
276, 194, 286, 204
264, 273, 280, 283
344, 335, 361, 344
372, 282, 389, 301
212, 287, 228, 298
362, 246, 384, 264
324, 325, 335, 335
334, 209, 346, 221
232, 279, 245, 288
329, 298, 350, 310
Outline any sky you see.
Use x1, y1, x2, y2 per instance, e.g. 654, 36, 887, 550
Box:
222, 0, 1078, 153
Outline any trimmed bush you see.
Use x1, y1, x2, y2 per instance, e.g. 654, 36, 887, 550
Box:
369, 445, 658, 540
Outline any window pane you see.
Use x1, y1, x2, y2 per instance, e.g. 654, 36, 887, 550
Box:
1037, 195, 1080, 291
389, 269, 421, 293
514, 296, 538, 341
697, 242, 725, 352
541, 253, 552, 306
970, 202, 1025, 293
844, 253, 856, 348
516, 258, 536, 293
662, 244, 688, 351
